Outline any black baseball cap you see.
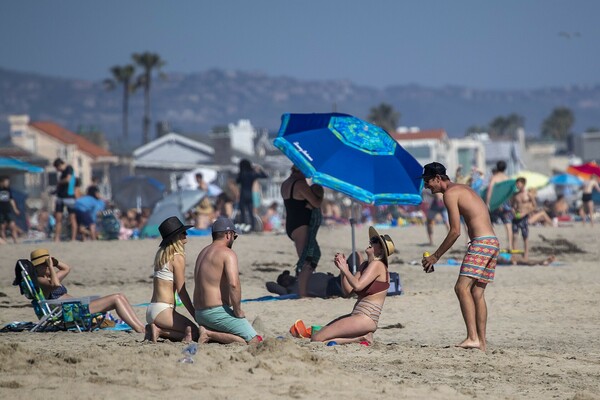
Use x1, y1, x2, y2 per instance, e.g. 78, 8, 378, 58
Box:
420, 162, 447, 179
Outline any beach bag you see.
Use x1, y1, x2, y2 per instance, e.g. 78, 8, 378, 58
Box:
100, 211, 120, 240
387, 272, 403, 296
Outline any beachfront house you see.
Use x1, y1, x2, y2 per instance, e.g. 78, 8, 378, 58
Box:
571, 130, 600, 163
132, 132, 216, 190
391, 128, 486, 179
8, 114, 117, 203
468, 130, 525, 176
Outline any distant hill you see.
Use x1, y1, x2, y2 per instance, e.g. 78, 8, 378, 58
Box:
1, 66, 599, 146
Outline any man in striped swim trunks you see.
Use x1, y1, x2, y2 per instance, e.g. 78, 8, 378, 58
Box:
421, 162, 499, 352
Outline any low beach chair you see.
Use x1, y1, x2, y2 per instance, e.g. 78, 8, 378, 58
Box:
12, 259, 104, 332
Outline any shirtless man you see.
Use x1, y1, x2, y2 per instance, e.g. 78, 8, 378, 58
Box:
581, 174, 600, 226
486, 161, 513, 251
421, 162, 499, 352
511, 177, 536, 259
193, 217, 260, 344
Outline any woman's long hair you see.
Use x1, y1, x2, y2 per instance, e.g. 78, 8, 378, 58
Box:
154, 238, 185, 270
239, 159, 252, 173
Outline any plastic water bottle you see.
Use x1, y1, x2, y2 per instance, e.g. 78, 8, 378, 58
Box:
178, 343, 197, 364
423, 252, 435, 273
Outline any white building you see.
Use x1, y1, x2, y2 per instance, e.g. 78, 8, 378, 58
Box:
391, 128, 486, 179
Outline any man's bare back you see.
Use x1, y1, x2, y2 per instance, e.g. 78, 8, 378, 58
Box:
194, 241, 242, 315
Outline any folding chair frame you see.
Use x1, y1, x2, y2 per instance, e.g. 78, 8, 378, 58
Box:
16, 260, 104, 332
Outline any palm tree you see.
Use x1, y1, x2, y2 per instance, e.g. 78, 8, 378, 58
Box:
103, 65, 136, 142
132, 52, 166, 144
541, 107, 574, 141
488, 113, 525, 139
367, 103, 400, 134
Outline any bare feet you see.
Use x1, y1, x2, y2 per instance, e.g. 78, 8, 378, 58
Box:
362, 332, 374, 345
455, 338, 480, 349
198, 326, 209, 344
542, 255, 556, 266
144, 323, 160, 343
183, 326, 193, 343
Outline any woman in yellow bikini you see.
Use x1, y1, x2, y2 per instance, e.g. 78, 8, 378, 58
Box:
145, 216, 199, 342
311, 226, 395, 345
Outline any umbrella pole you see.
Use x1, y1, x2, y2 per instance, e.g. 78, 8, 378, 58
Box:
350, 201, 357, 274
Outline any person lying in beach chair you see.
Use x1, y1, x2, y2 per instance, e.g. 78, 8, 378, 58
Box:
13, 259, 106, 332
26, 248, 146, 333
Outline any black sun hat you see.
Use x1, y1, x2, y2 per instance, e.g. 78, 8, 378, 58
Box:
158, 216, 192, 247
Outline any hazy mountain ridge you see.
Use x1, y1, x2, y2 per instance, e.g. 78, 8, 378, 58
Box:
1, 66, 599, 145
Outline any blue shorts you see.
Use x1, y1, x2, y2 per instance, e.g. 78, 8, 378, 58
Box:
75, 210, 94, 227
195, 305, 257, 342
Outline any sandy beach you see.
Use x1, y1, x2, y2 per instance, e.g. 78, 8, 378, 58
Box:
1, 223, 600, 400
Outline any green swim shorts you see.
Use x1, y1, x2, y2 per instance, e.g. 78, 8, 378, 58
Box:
195, 305, 257, 342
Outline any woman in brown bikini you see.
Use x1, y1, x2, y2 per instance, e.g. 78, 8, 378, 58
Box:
311, 227, 395, 345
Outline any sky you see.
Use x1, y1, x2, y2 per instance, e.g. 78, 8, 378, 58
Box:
0, 0, 598, 90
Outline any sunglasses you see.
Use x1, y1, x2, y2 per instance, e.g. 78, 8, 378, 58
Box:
369, 237, 380, 245
229, 231, 238, 240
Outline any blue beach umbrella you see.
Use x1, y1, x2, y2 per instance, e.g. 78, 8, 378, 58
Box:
549, 173, 583, 186
274, 113, 423, 205
274, 113, 423, 271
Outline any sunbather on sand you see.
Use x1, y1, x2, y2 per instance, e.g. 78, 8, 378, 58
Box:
266, 252, 365, 298
499, 253, 556, 266
145, 216, 199, 343
310, 227, 395, 345
30, 248, 145, 333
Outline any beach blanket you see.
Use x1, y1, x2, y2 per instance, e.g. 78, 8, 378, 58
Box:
242, 294, 300, 303
134, 294, 301, 308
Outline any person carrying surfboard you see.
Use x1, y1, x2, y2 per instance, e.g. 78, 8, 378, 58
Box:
486, 161, 514, 252
421, 162, 499, 352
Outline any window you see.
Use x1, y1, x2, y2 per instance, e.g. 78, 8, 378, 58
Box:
405, 145, 431, 159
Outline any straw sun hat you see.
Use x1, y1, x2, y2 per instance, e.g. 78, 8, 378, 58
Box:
30, 248, 57, 267
368, 226, 395, 264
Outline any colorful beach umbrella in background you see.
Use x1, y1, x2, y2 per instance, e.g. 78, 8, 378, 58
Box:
0, 157, 44, 173
549, 173, 584, 186
273, 113, 423, 205
567, 162, 600, 180
511, 170, 549, 189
